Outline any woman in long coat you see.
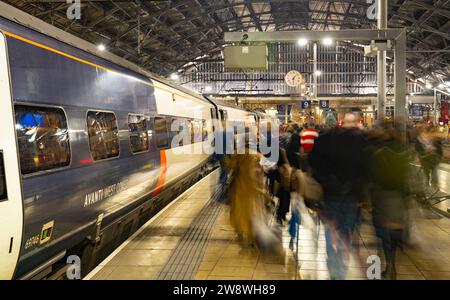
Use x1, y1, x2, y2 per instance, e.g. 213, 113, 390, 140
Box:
225, 150, 267, 244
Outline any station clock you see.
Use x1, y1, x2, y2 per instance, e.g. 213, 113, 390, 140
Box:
284, 70, 303, 88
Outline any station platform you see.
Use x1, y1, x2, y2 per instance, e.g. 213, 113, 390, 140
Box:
85, 169, 450, 280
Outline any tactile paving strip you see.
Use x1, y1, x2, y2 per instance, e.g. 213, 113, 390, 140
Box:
156, 186, 224, 280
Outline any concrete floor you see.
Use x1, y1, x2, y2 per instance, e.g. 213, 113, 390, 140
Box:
86, 169, 450, 280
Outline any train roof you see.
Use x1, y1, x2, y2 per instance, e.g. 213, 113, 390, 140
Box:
0, 2, 206, 103
208, 98, 249, 112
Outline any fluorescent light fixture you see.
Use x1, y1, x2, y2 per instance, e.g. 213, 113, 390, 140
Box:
315, 70, 322, 76
170, 73, 179, 80
297, 38, 308, 46
322, 37, 333, 46
407, 70, 414, 74
97, 44, 106, 51
204, 86, 212, 92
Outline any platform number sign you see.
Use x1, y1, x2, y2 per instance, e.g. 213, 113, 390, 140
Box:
301, 101, 312, 109
319, 100, 330, 109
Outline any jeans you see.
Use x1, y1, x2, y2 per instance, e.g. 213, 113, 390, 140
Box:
320, 199, 359, 280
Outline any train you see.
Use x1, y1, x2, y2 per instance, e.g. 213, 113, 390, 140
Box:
0, 2, 277, 279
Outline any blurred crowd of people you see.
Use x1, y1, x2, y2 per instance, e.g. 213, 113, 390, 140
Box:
220, 114, 446, 280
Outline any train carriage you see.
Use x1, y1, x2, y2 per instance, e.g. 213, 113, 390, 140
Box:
0, 3, 218, 279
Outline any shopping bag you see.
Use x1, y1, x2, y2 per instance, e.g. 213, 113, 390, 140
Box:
252, 213, 281, 251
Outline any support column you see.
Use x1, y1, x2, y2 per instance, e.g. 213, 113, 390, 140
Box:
377, 0, 388, 122
313, 42, 318, 100
285, 105, 288, 123
394, 29, 407, 135
434, 88, 438, 126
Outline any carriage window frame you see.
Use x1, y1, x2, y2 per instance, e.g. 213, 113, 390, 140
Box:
128, 114, 150, 154
14, 104, 71, 176
154, 117, 169, 149
219, 109, 228, 121
86, 110, 120, 161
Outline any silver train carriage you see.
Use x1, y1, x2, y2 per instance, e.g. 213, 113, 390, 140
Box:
0, 3, 258, 280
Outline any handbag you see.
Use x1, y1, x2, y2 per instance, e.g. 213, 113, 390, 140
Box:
291, 169, 323, 204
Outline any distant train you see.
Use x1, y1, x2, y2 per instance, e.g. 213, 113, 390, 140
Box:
0, 3, 276, 279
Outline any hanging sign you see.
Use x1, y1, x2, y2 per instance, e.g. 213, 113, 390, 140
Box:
319, 100, 330, 109
301, 100, 312, 109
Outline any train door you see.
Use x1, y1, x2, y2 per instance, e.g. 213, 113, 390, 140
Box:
0, 32, 23, 279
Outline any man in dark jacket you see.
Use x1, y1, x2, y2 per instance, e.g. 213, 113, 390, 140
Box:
287, 127, 302, 167
308, 113, 368, 280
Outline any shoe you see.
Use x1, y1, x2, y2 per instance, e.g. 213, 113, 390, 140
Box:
289, 239, 294, 250
382, 269, 397, 280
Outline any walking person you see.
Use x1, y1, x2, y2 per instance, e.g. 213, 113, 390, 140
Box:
367, 123, 411, 279
301, 121, 319, 154
308, 113, 368, 280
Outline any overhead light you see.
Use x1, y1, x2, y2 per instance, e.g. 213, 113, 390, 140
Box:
170, 73, 179, 80
407, 70, 414, 74
322, 37, 333, 46
315, 70, 322, 76
426, 83, 433, 89
204, 86, 212, 92
97, 44, 106, 51
297, 38, 308, 46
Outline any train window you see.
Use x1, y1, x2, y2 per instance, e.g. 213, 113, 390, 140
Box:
0, 152, 7, 201
202, 120, 208, 141
171, 118, 186, 147
128, 114, 149, 153
154, 117, 169, 148
190, 120, 202, 143
186, 120, 194, 144
87, 111, 120, 161
15, 105, 71, 175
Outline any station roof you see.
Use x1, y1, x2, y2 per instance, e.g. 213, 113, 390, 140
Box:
3, 0, 450, 82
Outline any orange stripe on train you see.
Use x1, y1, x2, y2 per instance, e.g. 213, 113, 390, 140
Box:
152, 150, 167, 197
